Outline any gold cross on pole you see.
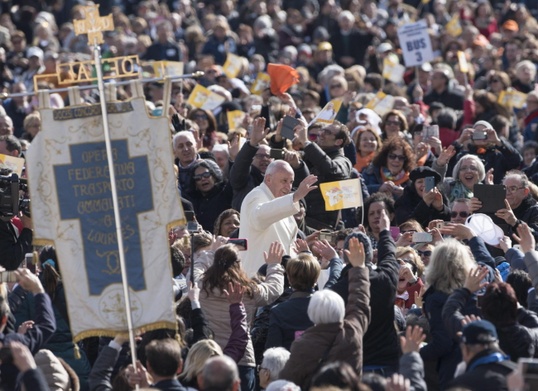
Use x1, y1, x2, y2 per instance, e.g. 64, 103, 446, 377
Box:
73, 4, 114, 46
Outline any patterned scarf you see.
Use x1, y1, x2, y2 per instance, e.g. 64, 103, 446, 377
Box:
380, 167, 409, 186
449, 181, 474, 203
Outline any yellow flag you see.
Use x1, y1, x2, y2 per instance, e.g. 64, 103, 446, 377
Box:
457, 51, 468, 73
250, 72, 271, 95
223, 53, 243, 79
187, 84, 225, 110
320, 179, 363, 211
0, 154, 24, 176
226, 110, 246, 131
383, 57, 406, 84
152, 61, 184, 77
498, 88, 527, 109
446, 15, 462, 37
366, 91, 395, 117
309, 99, 343, 126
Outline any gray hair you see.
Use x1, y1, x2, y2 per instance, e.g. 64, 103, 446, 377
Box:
265, 160, 293, 176
425, 239, 476, 294
261, 348, 291, 382
173, 130, 196, 149
452, 154, 486, 183
503, 170, 530, 189
308, 289, 345, 324
266, 380, 301, 391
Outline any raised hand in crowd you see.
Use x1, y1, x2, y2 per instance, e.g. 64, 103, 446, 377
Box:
386, 373, 411, 391
293, 238, 310, 254
464, 266, 490, 293
414, 285, 426, 308
312, 239, 339, 268
249, 117, 268, 147
292, 174, 318, 203
228, 133, 241, 161
469, 197, 482, 213
495, 199, 518, 226
15, 268, 44, 294
400, 325, 426, 355
423, 188, 444, 211
344, 237, 365, 268
513, 222, 536, 253
498, 235, 512, 253
264, 241, 284, 265
378, 208, 391, 233
188, 281, 200, 303
439, 223, 476, 241
126, 360, 151, 388
223, 281, 244, 305
283, 149, 302, 169
17, 321, 34, 335
436, 145, 456, 166
485, 168, 494, 185
211, 235, 229, 252
293, 120, 309, 149
395, 231, 414, 247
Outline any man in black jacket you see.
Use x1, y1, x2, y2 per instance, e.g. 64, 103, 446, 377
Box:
330, 206, 400, 376
446, 320, 516, 390
495, 170, 538, 238
294, 120, 352, 230
0, 211, 32, 271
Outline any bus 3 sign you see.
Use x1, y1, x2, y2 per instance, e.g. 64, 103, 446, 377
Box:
397, 20, 434, 67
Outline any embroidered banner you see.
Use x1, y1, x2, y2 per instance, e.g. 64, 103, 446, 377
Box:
26, 92, 184, 340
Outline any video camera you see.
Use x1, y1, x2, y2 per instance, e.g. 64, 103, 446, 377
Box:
0, 173, 30, 222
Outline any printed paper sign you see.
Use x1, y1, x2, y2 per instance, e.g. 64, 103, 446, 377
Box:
187, 84, 226, 111
227, 110, 246, 131
320, 179, 363, 211
250, 72, 271, 95
0, 154, 24, 176
223, 53, 243, 79
397, 20, 434, 67
309, 99, 343, 126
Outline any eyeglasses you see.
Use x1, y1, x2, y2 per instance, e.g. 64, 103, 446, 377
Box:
506, 186, 525, 193
460, 165, 479, 172
417, 250, 432, 257
257, 365, 268, 373
451, 211, 469, 218
320, 128, 336, 136
254, 153, 271, 159
193, 172, 212, 181
308, 133, 318, 141
194, 114, 208, 120
330, 84, 342, 89
388, 153, 406, 161
386, 120, 401, 126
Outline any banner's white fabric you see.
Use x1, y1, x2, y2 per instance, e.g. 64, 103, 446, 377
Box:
26, 95, 183, 340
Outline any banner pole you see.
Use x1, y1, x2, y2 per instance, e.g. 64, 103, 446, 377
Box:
92, 40, 139, 372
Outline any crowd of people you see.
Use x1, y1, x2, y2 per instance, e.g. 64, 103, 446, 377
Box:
4, 0, 538, 390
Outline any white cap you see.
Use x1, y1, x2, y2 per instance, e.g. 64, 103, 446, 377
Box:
465, 213, 504, 246
27, 46, 44, 60
377, 42, 393, 54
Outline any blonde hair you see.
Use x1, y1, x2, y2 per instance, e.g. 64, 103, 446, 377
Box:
425, 239, 475, 294
180, 339, 223, 382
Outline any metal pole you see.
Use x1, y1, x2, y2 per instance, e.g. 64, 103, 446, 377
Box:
92, 41, 139, 374
0, 72, 204, 100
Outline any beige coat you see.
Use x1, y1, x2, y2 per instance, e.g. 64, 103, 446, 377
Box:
198, 261, 284, 367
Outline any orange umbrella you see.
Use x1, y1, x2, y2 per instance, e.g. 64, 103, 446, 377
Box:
267, 63, 300, 95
